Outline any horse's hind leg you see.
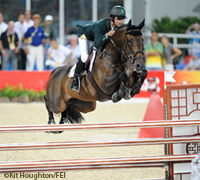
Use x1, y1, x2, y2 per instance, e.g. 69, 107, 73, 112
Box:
44, 95, 55, 125
60, 108, 68, 125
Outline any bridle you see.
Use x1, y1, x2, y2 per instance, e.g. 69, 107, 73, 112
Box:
109, 29, 145, 66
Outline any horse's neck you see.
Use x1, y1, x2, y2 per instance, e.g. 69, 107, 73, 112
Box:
94, 28, 126, 68
106, 29, 126, 60
90, 29, 126, 95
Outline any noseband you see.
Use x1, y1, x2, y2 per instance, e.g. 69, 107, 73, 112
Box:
110, 29, 145, 66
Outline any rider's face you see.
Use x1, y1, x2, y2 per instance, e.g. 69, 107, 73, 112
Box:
114, 17, 124, 27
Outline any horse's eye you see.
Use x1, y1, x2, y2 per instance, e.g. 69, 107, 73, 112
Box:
128, 39, 133, 45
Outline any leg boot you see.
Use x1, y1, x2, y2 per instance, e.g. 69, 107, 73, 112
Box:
70, 60, 85, 92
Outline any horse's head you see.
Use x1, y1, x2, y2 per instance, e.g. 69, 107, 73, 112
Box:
123, 19, 145, 73
97, 20, 147, 102
111, 19, 147, 101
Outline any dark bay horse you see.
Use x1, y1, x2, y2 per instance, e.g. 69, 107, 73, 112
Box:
45, 19, 147, 133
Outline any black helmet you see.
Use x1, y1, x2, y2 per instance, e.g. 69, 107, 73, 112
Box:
110, 5, 127, 19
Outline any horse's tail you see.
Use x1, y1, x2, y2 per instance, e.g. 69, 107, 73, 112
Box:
66, 105, 84, 124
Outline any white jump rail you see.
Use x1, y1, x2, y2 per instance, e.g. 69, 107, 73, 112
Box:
0, 119, 200, 133
0, 154, 196, 173
0, 136, 200, 151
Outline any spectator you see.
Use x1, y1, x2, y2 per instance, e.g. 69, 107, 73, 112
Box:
0, 21, 19, 70
41, 15, 54, 45
14, 12, 26, 70
24, 14, 46, 71
145, 32, 164, 70
183, 54, 200, 70
161, 35, 182, 71
66, 35, 80, 64
0, 13, 8, 36
0, 12, 8, 70
185, 23, 200, 58
45, 38, 71, 69
41, 15, 54, 69
23, 10, 34, 33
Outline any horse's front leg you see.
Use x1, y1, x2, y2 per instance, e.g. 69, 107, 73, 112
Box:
111, 83, 124, 103
122, 69, 147, 100
131, 69, 148, 97
111, 72, 128, 103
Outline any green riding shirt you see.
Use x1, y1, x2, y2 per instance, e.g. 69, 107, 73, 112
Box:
77, 18, 112, 49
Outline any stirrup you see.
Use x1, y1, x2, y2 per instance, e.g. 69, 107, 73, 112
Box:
70, 76, 81, 93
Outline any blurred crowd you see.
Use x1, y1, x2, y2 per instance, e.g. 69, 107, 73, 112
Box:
0, 11, 80, 71
0, 10, 200, 71
145, 22, 200, 71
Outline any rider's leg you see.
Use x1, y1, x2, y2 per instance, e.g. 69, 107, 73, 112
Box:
70, 37, 88, 92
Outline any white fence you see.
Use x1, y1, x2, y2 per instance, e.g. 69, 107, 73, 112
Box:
144, 32, 200, 49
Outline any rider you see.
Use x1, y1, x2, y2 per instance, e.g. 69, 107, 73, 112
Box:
70, 5, 127, 92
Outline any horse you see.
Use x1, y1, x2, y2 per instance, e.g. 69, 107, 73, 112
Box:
44, 19, 147, 133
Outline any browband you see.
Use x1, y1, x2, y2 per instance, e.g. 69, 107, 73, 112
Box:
126, 30, 142, 36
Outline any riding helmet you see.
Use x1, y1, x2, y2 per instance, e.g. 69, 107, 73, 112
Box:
110, 5, 127, 19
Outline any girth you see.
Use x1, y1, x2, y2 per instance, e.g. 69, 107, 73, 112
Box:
87, 72, 112, 102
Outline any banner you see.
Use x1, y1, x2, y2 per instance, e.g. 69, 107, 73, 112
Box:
135, 70, 200, 98
1, 71, 200, 97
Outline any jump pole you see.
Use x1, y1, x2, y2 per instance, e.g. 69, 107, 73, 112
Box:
0, 119, 200, 133
0, 136, 200, 151
0, 154, 196, 173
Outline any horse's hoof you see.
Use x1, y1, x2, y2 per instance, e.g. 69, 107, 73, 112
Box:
59, 118, 68, 125
51, 131, 63, 134
111, 92, 122, 103
48, 119, 56, 125
124, 89, 132, 100
56, 118, 68, 133
45, 119, 59, 134
118, 89, 123, 98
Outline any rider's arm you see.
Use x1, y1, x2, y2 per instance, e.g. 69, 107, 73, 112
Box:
94, 24, 109, 49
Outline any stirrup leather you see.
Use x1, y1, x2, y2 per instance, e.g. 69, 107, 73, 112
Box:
70, 75, 81, 93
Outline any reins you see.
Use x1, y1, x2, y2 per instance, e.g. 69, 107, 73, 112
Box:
109, 29, 145, 66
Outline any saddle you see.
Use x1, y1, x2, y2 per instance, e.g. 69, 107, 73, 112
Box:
68, 48, 97, 78
85, 42, 109, 71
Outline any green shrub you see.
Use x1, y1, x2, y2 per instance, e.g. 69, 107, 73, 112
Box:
0, 84, 46, 102
151, 16, 200, 44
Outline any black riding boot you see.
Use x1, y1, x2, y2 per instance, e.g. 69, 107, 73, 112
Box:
70, 60, 85, 92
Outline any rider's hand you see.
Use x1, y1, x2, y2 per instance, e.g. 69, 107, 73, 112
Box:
106, 30, 115, 37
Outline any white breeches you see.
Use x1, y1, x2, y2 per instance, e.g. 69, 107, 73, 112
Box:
78, 38, 88, 63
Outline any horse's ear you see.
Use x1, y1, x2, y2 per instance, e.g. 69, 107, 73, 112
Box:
138, 19, 145, 29
127, 19, 132, 29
